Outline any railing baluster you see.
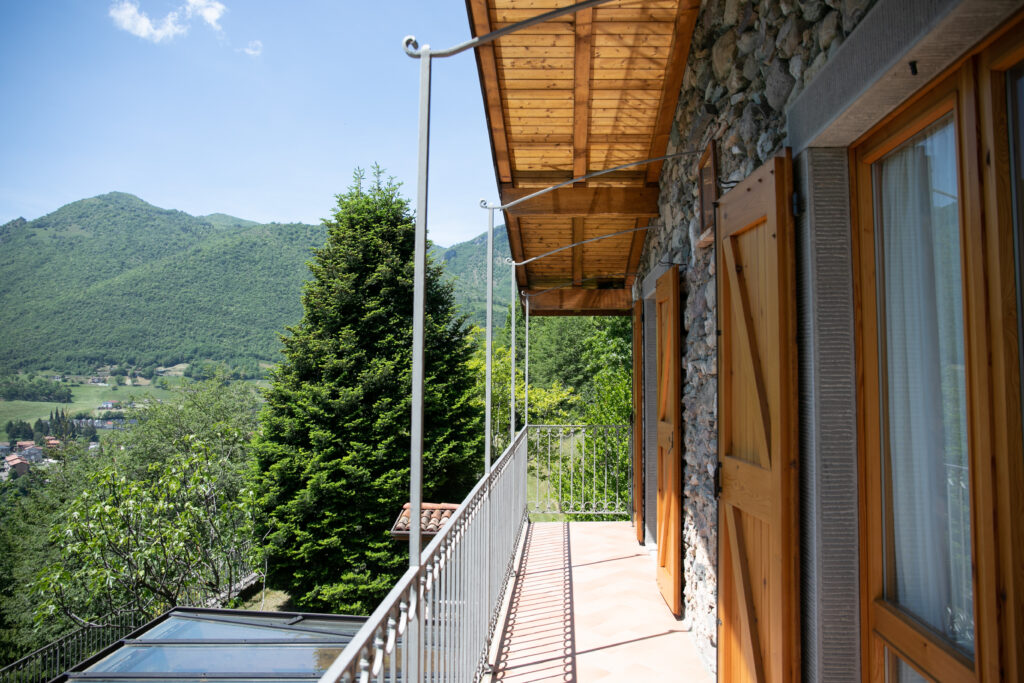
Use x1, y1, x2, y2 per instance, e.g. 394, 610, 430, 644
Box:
601, 426, 606, 510
569, 427, 575, 513
547, 427, 552, 513
400, 598, 410, 683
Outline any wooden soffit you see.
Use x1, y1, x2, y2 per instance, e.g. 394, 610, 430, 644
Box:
467, 0, 699, 314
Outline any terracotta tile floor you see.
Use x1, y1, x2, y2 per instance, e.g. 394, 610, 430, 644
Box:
491, 521, 713, 682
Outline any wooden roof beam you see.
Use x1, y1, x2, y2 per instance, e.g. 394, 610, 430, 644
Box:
572, 217, 584, 286
501, 170, 646, 188
501, 186, 659, 217
572, 8, 593, 182
506, 215, 528, 289
644, 1, 700, 185
625, 218, 648, 288
467, 0, 513, 184
525, 287, 632, 315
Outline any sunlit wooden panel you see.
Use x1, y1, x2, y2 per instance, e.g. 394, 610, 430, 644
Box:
470, 0, 698, 311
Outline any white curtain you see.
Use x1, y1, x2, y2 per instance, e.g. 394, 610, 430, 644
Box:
876, 115, 974, 655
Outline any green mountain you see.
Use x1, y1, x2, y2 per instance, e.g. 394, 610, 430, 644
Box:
431, 225, 512, 330
0, 193, 513, 373
0, 193, 326, 372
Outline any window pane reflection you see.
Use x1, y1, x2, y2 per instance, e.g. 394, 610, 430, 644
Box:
873, 114, 974, 655
884, 647, 931, 683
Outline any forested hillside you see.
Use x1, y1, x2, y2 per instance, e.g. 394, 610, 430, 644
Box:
0, 193, 326, 372
0, 192, 514, 373
431, 225, 512, 329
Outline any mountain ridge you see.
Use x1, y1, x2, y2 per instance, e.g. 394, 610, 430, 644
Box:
0, 193, 325, 372
1, 192, 511, 372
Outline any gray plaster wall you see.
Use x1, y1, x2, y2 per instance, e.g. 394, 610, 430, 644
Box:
794, 148, 860, 683
788, 0, 1024, 152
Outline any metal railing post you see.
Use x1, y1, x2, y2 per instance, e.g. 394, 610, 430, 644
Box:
485, 206, 494, 474
524, 297, 530, 426
510, 261, 516, 443
482, 205, 496, 673
407, 41, 431, 683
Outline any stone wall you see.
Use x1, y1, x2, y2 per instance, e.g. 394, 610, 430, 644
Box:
633, 0, 878, 671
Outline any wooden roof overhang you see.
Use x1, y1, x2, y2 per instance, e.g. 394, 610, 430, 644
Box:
466, 0, 699, 315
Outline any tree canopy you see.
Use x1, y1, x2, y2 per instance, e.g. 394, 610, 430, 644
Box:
254, 167, 483, 614
0, 377, 261, 666
35, 441, 257, 623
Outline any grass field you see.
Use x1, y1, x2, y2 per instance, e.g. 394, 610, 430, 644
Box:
0, 383, 175, 441
1, 378, 266, 442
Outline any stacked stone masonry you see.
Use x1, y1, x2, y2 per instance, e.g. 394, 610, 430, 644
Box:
633, 0, 878, 672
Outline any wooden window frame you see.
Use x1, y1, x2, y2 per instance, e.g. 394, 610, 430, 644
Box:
851, 15, 1024, 683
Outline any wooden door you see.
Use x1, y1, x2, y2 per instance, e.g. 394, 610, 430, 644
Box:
655, 266, 682, 615
716, 152, 799, 683
632, 300, 644, 543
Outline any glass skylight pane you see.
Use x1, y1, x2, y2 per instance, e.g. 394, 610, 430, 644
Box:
285, 618, 365, 636
68, 679, 317, 683
142, 617, 335, 641
88, 644, 344, 674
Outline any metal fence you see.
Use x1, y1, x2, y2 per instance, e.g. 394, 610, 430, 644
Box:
320, 427, 529, 683
0, 612, 147, 683
526, 424, 631, 517
0, 548, 258, 683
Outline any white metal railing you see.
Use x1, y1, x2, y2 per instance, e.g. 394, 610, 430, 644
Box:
319, 428, 528, 683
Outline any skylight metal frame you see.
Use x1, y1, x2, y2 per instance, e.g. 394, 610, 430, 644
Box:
52, 608, 367, 683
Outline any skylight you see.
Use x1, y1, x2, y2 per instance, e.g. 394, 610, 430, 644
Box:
55, 608, 366, 683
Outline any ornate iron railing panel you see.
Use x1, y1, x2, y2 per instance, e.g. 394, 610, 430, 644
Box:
526, 424, 631, 517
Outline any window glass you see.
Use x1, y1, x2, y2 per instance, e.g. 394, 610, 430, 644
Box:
1008, 61, 1024, 430
873, 114, 975, 655
895, 660, 929, 683
883, 648, 930, 683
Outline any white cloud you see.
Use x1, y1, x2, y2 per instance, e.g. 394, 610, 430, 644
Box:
109, 0, 227, 43
241, 39, 262, 57
185, 0, 226, 31
109, 1, 187, 43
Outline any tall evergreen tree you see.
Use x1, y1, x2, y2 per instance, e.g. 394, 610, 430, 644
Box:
255, 167, 482, 614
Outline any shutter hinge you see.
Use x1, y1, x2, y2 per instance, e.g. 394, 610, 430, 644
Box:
713, 461, 722, 499
791, 190, 800, 218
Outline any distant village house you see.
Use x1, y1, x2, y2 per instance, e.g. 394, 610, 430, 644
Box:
3, 454, 29, 477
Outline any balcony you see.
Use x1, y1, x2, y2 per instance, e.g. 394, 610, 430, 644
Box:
320, 424, 712, 683
493, 521, 709, 682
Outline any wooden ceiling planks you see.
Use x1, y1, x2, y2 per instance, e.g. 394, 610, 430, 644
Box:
468, 0, 697, 314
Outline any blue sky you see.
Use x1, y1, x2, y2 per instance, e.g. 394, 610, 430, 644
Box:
0, 1, 498, 247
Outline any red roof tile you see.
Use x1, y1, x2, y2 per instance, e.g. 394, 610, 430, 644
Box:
390, 502, 459, 539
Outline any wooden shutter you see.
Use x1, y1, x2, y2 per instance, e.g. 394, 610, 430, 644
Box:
632, 299, 645, 543
655, 266, 682, 615
716, 152, 799, 683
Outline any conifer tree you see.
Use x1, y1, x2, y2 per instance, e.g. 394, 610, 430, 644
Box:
255, 167, 482, 614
